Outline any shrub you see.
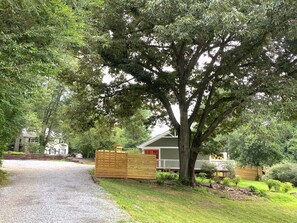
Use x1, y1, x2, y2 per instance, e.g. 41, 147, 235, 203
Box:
213, 176, 222, 184
26, 144, 44, 153
232, 176, 241, 186
197, 172, 207, 182
222, 177, 232, 186
273, 181, 282, 192
157, 172, 178, 181
257, 189, 268, 197
201, 162, 217, 178
265, 162, 297, 186
225, 161, 236, 178
249, 185, 258, 192
266, 179, 274, 191
282, 182, 293, 193
266, 179, 282, 191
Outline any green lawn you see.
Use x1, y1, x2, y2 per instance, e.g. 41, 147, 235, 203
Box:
100, 179, 297, 223
237, 179, 270, 190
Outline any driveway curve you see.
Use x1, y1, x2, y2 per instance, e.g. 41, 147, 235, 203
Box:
0, 160, 129, 223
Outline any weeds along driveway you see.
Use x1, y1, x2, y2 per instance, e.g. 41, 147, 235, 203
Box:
0, 160, 129, 223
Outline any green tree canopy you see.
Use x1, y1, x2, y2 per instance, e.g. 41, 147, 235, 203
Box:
80, 0, 297, 184
221, 107, 297, 166
0, 0, 82, 147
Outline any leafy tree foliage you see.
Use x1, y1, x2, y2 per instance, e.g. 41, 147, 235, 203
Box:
0, 0, 82, 158
114, 109, 151, 148
221, 107, 297, 166
69, 119, 115, 158
24, 78, 68, 148
83, 0, 297, 184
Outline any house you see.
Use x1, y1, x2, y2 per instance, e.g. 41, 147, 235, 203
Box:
44, 142, 69, 155
13, 129, 39, 152
138, 130, 233, 171
13, 129, 69, 155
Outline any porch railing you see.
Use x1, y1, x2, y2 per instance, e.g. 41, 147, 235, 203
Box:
156, 159, 235, 171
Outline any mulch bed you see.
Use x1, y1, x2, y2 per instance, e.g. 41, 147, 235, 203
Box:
205, 183, 259, 200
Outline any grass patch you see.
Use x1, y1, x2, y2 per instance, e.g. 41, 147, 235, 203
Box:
0, 169, 8, 186
100, 179, 297, 223
238, 180, 269, 191
3, 151, 25, 155
89, 168, 95, 176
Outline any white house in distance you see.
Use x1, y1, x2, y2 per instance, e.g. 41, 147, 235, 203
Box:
44, 142, 69, 155
13, 129, 69, 155
138, 130, 233, 171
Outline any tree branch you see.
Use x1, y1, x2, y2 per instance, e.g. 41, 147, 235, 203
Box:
199, 100, 243, 144
157, 93, 180, 129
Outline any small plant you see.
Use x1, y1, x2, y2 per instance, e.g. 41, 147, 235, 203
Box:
257, 189, 268, 197
213, 176, 222, 184
232, 176, 241, 186
248, 185, 258, 193
198, 172, 207, 182
274, 180, 282, 192
89, 169, 95, 175
282, 182, 293, 193
157, 172, 178, 181
266, 179, 274, 190
266, 179, 282, 192
225, 161, 236, 178
156, 179, 165, 185
201, 162, 217, 179
222, 177, 232, 186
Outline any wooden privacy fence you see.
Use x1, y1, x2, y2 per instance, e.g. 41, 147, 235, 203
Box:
95, 150, 156, 179
235, 166, 263, 180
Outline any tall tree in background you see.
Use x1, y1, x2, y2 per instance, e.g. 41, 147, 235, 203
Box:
25, 78, 67, 148
89, 0, 297, 184
0, 0, 82, 152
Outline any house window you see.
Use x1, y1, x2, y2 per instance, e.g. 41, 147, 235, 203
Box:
29, 138, 39, 143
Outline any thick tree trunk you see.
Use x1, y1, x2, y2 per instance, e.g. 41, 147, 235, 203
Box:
178, 107, 194, 185
178, 131, 190, 183
188, 149, 198, 184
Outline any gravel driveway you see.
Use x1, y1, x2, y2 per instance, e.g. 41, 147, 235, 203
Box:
0, 160, 129, 223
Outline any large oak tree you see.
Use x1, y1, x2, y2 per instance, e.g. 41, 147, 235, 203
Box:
87, 0, 297, 184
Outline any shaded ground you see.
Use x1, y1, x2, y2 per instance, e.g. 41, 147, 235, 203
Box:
0, 160, 129, 223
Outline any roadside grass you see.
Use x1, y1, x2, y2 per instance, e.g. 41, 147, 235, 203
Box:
3, 151, 25, 155
100, 179, 297, 223
0, 169, 8, 186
